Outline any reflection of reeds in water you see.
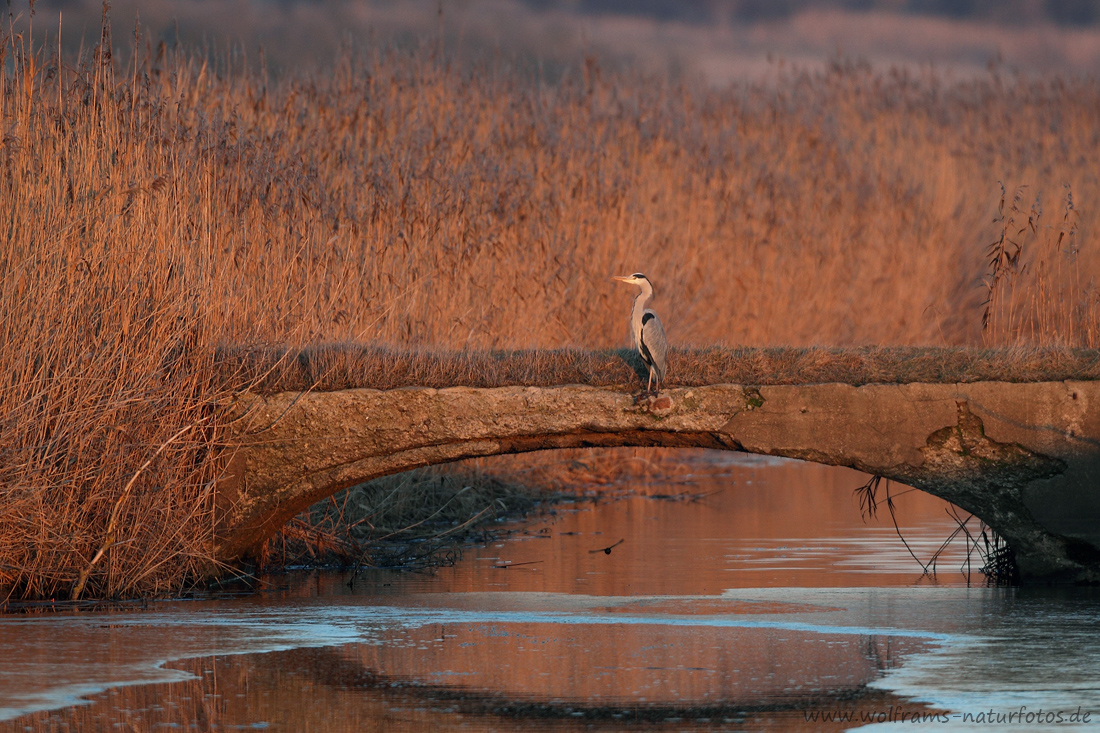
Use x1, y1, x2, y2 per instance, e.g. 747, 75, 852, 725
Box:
4, 3, 1100, 600
6, 643, 939, 732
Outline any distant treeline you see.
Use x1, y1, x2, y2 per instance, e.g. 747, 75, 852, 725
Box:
554, 0, 1100, 25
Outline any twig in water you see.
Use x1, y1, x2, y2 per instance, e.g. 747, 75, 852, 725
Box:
492, 560, 544, 569
854, 475, 883, 521
854, 475, 930, 575
880, 479, 931, 575
589, 538, 624, 555
921, 505, 974, 578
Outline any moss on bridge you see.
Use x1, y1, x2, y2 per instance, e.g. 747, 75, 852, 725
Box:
215, 344, 1100, 395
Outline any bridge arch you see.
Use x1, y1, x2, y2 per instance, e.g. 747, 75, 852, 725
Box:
216, 382, 1100, 583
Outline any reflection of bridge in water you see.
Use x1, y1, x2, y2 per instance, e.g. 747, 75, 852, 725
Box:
216, 381, 1100, 583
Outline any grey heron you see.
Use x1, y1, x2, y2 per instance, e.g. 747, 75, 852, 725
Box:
613, 272, 668, 394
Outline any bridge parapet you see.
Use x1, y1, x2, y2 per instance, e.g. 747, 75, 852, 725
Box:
216, 381, 1100, 583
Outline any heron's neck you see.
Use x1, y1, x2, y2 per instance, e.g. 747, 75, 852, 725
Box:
630, 283, 652, 337
634, 281, 653, 311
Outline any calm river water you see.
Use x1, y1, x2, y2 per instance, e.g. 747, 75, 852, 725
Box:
1, 451, 1098, 731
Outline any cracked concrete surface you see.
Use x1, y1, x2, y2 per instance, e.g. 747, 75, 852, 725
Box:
215, 381, 1100, 583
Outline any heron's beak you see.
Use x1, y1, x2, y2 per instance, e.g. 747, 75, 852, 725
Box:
612, 275, 631, 283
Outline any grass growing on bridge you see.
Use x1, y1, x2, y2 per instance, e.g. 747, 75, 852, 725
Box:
220, 344, 1100, 394
3, 5, 1100, 601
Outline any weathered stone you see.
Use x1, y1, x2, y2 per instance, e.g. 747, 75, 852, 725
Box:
215, 381, 1100, 583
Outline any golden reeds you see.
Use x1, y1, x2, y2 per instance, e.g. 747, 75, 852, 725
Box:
981, 183, 1100, 346
1, 5, 1099, 600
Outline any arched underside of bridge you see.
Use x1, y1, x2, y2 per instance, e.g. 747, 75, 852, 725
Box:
215, 382, 1100, 583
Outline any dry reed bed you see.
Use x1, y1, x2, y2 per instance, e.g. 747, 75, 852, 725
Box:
2, 7, 1099, 600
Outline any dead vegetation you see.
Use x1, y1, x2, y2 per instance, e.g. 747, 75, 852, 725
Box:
264, 464, 571, 571
2, 2, 1099, 600
263, 447, 698, 573
855, 475, 1020, 584
220, 344, 1100, 394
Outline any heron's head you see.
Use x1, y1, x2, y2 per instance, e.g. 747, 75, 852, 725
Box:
612, 272, 650, 287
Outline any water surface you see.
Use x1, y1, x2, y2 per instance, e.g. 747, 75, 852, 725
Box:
2, 452, 1098, 731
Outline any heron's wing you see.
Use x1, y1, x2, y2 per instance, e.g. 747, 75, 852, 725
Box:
640, 310, 668, 379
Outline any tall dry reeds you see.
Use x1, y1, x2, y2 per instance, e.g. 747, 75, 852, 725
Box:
981, 183, 1100, 346
1, 4, 1098, 599
0, 10, 234, 601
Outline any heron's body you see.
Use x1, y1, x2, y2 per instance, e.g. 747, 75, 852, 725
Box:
613, 273, 668, 394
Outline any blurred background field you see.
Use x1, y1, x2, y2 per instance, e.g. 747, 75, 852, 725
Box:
30, 0, 1100, 82
2, 0, 1099, 599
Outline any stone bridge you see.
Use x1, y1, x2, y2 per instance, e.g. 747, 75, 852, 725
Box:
215, 381, 1100, 583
